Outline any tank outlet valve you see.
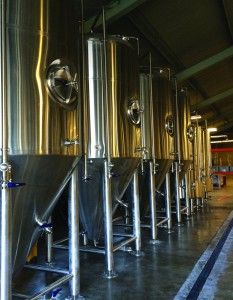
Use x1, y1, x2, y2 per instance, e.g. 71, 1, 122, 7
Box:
7, 182, 26, 188
36, 220, 53, 233
49, 288, 62, 299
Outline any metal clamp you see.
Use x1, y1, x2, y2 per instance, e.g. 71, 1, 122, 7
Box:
64, 137, 80, 146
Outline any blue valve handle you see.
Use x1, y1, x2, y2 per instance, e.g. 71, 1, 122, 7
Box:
40, 222, 53, 229
7, 182, 26, 188
50, 288, 62, 298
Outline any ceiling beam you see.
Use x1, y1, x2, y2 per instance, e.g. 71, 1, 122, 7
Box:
218, 119, 233, 132
176, 46, 233, 82
128, 10, 208, 99
84, 0, 147, 32
207, 109, 233, 122
191, 87, 233, 110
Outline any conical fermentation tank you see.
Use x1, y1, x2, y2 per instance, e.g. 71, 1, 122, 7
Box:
193, 125, 205, 198
202, 128, 213, 192
140, 71, 174, 188
138, 70, 175, 216
1, 0, 82, 277
176, 89, 194, 180
78, 36, 141, 241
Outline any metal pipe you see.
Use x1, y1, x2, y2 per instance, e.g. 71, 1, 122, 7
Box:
24, 264, 69, 275
149, 160, 157, 242
80, 247, 105, 255
0, 0, 11, 299
125, 206, 130, 225
113, 223, 151, 229
80, 0, 90, 180
69, 167, 81, 298
113, 233, 134, 238
30, 274, 73, 300
112, 216, 124, 223
46, 216, 53, 264
12, 293, 29, 298
174, 78, 181, 164
103, 160, 116, 278
149, 53, 156, 165
190, 198, 194, 214
181, 207, 188, 212
53, 244, 69, 250
132, 171, 143, 255
185, 172, 191, 216
1, 183, 11, 300
156, 218, 169, 227
175, 162, 182, 224
165, 172, 172, 231
113, 237, 136, 252
53, 237, 69, 246
102, 7, 111, 166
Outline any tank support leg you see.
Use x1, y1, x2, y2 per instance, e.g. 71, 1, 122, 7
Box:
46, 216, 53, 264
69, 166, 82, 298
1, 182, 12, 300
103, 160, 117, 279
149, 161, 158, 243
131, 170, 144, 256
165, 172, 172, 232
190, 198, 194, 214
185, 173, 191, 217
175, 162, 182, 224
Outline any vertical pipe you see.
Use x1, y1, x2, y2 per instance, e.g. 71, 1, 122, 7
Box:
1, 185, 12, 300
103, 160, 116, 278
0, 1, 12, 299
132, 170, 143, 255
149, 161, 157, 242
69, 167, 81, 297
174, 79, 181, 164
149, 53, 156, 163
125, 207, 130, 225
175, 162, 181, 224
185, 172, 191, 216
46, 216, 53, 264
165, 172, 172, 232
80, 0, 89, 180
102, 7, 111, 166
174, 79, 182, 224
190, 197, 194, 214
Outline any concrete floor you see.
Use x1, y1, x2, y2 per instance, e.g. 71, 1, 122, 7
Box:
13, 177, 233, 299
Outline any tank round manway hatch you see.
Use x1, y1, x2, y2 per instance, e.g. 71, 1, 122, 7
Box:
165, 115, 174, 136
46, 59, 78, 108
127, 100, 141, 125
187, 124, 195, 141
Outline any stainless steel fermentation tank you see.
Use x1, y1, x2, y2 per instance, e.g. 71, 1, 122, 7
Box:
0, 0, 81, 294
138, 70, 174, 240
172, 88, 194, 221
202, 126, 213, 194
78, 35, 141, 277
193, 124, 212, 202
